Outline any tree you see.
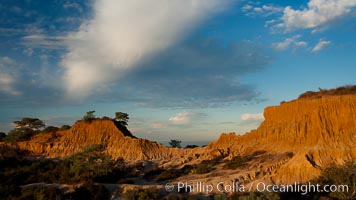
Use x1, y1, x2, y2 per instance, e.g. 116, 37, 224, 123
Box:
115, 112, 129, 126
14, 118, 45, 130
3, 118, 45, 143
3, 128, 38, 143
169, 139, 182, 148
83, 110, 96, 122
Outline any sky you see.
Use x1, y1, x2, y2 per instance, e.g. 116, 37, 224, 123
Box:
0, 0, 355, 143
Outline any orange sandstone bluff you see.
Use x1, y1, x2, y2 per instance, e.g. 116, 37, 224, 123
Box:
1, 120, 194, 160
207, 94, 356, 184
1, 93, 355, 185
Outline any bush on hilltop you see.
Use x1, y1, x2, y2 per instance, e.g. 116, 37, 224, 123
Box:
298, 85, 356, 99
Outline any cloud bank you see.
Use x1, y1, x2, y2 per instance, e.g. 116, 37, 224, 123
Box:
101, 39, 269, 108
61, 0, 228, 98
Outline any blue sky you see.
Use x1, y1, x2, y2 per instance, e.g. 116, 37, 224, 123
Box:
0, 0, 355, 143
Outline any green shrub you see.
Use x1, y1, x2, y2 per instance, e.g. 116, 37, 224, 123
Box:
224, 155, 246, 169
82, 110, 96, 122
201, 157, 222, 165
165, 193, 186, 200
191, 164, 210, 174
42, 126, 59, 133
122, 188, 159, 200
138, 188, 159, 200
19, 186, 62, 200
298, 85, 356, 99
3, 128, 38, 143
181, 165, 194, 174
313, 161, 356, 199
70, 182, 109, 200
66, 143, 114, 182
213, 193, 228, 200
143, 166, 165, 181
156, 169, 180, 181
190, 158, 223, 175
169, 139, 182, 148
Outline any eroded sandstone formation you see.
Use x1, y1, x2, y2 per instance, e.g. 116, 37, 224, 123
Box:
1, 119, 199, 161
207, 95, 356, 183
1, 94, 355, 185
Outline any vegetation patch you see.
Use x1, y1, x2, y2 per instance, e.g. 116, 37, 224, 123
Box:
169, 139, 182, 148
298, 85, 356, 99
190, 158, 221, 174
223, 155, 247, 169
122, 188, 159, 200
184, 144, 199, 149
3, 117, 45, 143
312, 161, 356, 199
0, 142, 146, 199
143, 167, 181, 182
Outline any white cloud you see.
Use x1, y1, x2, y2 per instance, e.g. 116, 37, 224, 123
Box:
280, 0, 356, 32
23, 48, 34, 56
61, 0, 228, 98
242, 4, 253, 12
169, 111, 206, 125
312, 39, 331, 52
169, 112, 193, 125
151, 123, 166, 129
273, 38, 294, 51
295, 41, 308, 47
22, 34, 68, 49
0, 57, 21, 96
272, 35, 308, 51
241, 113, 264, 121
261, 5, 284, 13
242, 3, 283, 17
63, 2, 83, 13
0, 74, 18, 95
265, 19, 276, 27
129, 127, 143, 133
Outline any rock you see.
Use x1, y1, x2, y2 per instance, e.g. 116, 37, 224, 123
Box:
1, 94, 355, 185
206, 95, 356, 183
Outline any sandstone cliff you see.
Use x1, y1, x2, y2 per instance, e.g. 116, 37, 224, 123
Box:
1, 119, 201, 161
1, 93, 355, 185
207, 95, 356, 183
